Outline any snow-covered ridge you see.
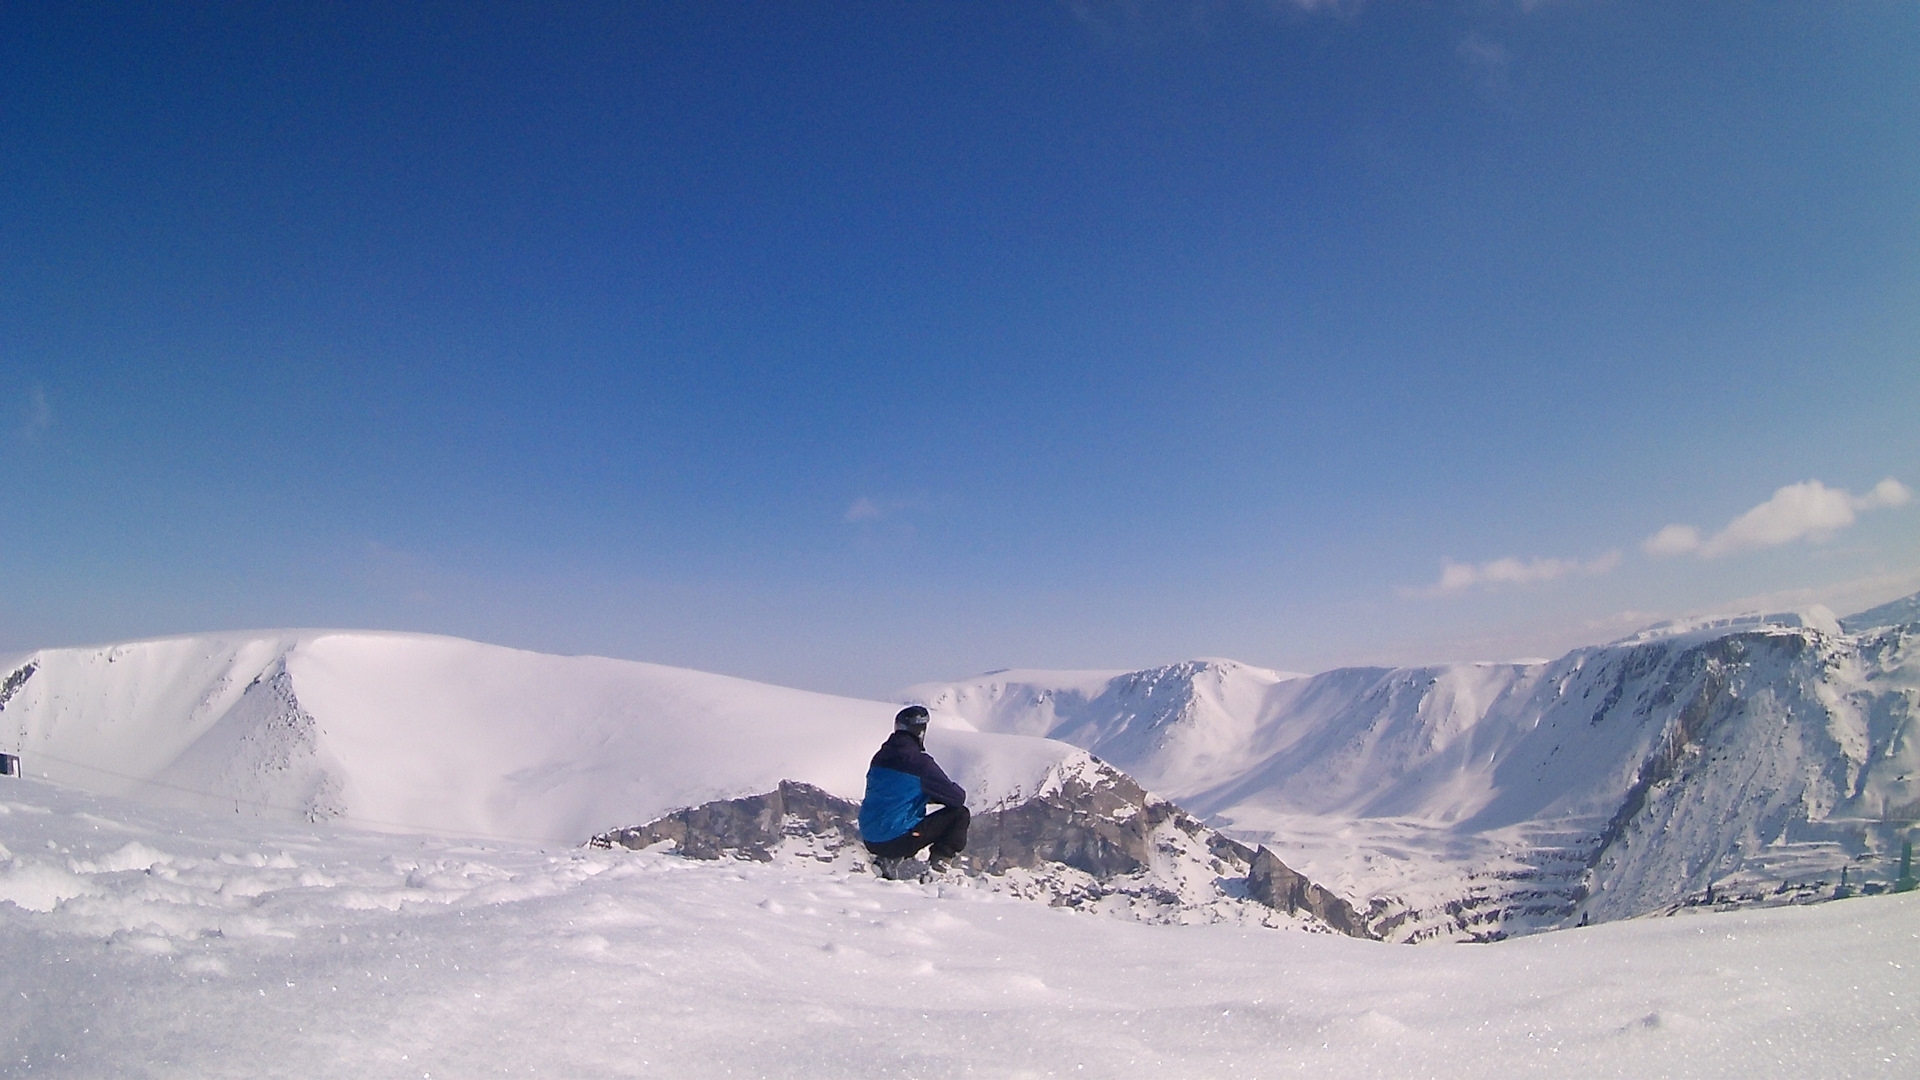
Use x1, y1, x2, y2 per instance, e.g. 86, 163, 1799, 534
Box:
0, 631, 1077, 844
1610, 603, 1841, 643
9, 594, 1917, 940
905, 657, 1308, 798
912, 594, 1920, 939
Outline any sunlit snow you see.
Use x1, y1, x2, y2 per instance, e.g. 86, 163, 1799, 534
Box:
3, 778, 1915, 1078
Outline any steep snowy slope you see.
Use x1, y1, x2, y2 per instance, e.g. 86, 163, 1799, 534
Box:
1845, 591, 1920, 632
906, 658, 1308, 797
910, 595, 1920, 939
0, 632, 1076, 844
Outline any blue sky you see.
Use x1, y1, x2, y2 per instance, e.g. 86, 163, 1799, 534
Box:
4, 1, 1916, 697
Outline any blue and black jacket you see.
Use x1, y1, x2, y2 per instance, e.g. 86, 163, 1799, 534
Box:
858, 730, 967, 844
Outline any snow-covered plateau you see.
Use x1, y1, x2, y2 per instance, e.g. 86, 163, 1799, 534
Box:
3, 599, 1919, 1075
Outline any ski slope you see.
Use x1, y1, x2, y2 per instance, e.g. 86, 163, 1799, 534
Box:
3, 777, 1914, 1079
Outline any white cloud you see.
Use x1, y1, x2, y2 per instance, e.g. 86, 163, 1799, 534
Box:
1411, 549, 1621, 598
1641, 524, 1701, 558
843, 497, 884, 523
1862, 477, 1915, 510
1643, 478, 1912, 559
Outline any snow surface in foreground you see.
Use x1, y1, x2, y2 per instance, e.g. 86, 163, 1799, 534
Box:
3, 778, 1914, 1079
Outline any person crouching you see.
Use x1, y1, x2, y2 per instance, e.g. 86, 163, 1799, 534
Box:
858, 705, 969, 879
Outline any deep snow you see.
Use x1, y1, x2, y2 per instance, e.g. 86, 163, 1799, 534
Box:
3, 777, 1916, 1079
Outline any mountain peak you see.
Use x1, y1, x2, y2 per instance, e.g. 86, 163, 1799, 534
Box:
1840, 589, 1920, 633
1612, 604, 1841, 645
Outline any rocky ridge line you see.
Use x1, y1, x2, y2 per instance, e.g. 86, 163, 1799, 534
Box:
591, 761, 1373, 939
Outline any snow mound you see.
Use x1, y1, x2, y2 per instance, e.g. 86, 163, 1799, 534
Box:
0, 632, 1092, 844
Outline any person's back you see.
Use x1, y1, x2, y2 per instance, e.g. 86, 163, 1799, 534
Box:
859, 705, 969, 878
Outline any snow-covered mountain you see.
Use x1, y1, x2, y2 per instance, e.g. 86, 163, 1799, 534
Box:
0, 630, 1368, 937
908, 594, 1920, 940
9, 593, 1917, 944
0, 631, 1078, 845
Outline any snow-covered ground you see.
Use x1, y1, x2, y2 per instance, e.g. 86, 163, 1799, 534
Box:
3, 776, 1915, 1079
6, 616, 1919, 1074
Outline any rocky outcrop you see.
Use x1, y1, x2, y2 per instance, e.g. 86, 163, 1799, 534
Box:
964, 762, 1163, 877
1246, 846, 1371, 939
592, 780, 860, 861
0, 661, 35, 712
591, 761, 1377, 940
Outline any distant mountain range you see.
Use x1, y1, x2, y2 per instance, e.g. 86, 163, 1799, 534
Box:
5, 591, 1915, 942
908, 594, 1920, 940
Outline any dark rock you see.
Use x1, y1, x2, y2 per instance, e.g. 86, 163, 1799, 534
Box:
964, 766, 1158, 877
0, 661, 36, 712
1247, 846, 1372, 939
591, 780, 860, 861
590, 763, 1378, 940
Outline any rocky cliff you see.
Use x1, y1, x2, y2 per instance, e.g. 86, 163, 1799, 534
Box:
592, 756, 1372, 939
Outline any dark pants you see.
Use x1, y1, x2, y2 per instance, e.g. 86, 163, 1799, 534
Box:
865, 805, 969, 860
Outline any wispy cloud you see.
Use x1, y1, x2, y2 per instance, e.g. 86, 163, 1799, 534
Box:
15, 386, 51, 441
1457, 31, 1509, 93
1063, 0, 1360, 45
1409, 550, 1621, 598
1644, 478, 1912, 559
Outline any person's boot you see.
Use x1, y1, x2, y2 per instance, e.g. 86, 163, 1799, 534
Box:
872, 855, 905, 880
927, 850, 959, 874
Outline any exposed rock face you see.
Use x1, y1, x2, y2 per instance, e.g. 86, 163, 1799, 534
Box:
593, 780, 859, 861
591, 761, 1376, 940
1246, 847, 1369, 939
963, 762, 1161, 878
0, 662, 35, 711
